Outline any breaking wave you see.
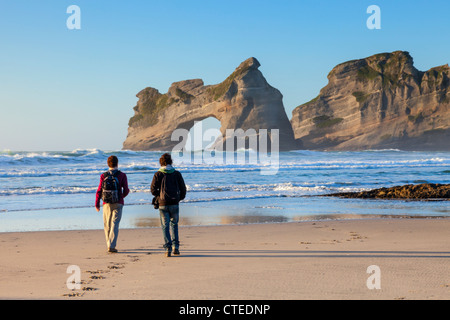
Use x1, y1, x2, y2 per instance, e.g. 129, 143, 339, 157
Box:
1, 149, 449, 213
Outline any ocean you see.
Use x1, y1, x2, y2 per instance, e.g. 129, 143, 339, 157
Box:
0, 149, 449, 232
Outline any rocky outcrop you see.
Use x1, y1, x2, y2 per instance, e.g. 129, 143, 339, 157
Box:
123, 58, 299, 151
291, 51, 450, 151
324, 183, 450, 200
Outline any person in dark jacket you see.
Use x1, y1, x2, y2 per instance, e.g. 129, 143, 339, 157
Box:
151, 153, 186, 257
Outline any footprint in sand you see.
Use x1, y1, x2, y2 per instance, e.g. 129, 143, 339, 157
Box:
82, 287, 98, 292
86, 269, 109, 274
107, 263, 125, 270
127, 255, 140, 262
347, 231, 367, 241
62, 291, 84, 297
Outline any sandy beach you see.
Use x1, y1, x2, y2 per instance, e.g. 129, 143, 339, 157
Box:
0, 218, 449, 300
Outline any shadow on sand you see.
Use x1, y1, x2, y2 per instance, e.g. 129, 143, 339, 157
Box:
117, 248, 450, 259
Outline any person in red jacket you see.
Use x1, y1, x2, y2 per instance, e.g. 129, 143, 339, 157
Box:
95, 155, 130, 253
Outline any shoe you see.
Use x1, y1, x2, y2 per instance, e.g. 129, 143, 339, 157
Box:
173, 248, 180, 255
108, 248, 118, 253
165, 250, 171, 257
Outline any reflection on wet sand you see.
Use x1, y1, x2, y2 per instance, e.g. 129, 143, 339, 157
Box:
131, 214, 288, 228
132, 217, 196, 228
291, 213, 446, 221
131, 212, 444, 228
290, 214, 380, 221
220, 215, 288, 224
128, 199, 449, 229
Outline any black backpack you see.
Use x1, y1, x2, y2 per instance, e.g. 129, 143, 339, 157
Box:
160, 172, 180, 203
102, 170, 120, 204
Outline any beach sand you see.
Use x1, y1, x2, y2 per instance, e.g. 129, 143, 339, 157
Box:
0, 218, 448, 300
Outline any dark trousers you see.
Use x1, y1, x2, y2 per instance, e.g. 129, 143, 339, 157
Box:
159, 204, 179, 249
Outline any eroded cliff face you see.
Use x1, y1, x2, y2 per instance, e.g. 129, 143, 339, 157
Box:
291, 51, 450, 150
123, 57, 299, 151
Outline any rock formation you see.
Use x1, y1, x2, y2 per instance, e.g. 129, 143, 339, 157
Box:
123, 57, 299, 151
324, 183, 450, 200
291, 51, 450, 151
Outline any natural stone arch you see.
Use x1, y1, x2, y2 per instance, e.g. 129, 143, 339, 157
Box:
123, 58, 299, 151
181, 116, 222, 151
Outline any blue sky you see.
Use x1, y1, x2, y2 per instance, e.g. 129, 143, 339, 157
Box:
0, 0, 449, 151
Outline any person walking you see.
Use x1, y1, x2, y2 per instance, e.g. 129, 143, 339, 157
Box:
151, 153, 186, 257
95, 155, 130, 253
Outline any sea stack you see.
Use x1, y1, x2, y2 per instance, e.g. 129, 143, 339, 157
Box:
291, 51, 450, 151
123, 57, 299, 151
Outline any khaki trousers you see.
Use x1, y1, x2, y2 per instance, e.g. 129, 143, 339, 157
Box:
103, 203, 123, 249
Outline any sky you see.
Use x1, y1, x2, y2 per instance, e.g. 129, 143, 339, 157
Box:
0, 0, 449, 151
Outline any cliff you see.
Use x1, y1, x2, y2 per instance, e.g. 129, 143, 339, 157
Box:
123, 57, 299, 151
291, 51, 450, 150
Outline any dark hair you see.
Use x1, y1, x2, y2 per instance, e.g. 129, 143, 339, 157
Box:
159, 153, 173, 166
107, 155, 118, 168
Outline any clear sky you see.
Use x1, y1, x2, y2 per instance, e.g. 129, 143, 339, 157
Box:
0, 0, 449, 151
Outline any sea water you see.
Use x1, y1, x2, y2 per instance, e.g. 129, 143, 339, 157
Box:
0, 149, 449, 232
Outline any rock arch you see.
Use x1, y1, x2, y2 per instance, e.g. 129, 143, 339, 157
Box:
123, 58, 299, 151
183, 116, 222, 151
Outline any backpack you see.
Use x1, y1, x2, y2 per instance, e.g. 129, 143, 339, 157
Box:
160, 172, 180, 203
102, 170, 120, 204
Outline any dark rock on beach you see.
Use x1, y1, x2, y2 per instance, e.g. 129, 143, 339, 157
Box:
325, 183, 450, 200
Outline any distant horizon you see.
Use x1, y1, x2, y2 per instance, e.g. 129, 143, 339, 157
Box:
0, 146, 438, 153
1, 1, 449, 151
